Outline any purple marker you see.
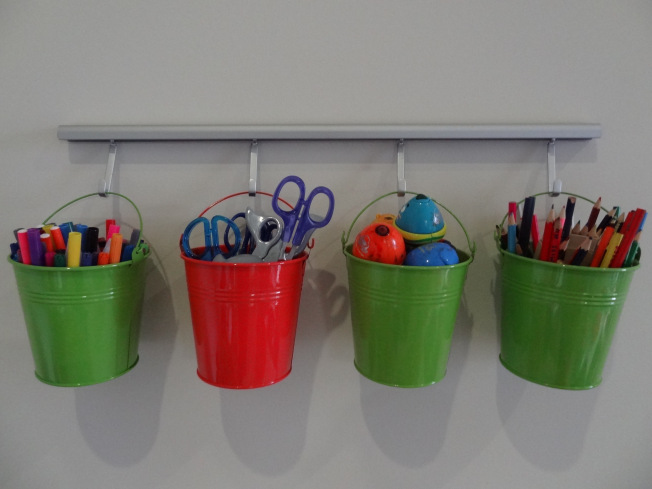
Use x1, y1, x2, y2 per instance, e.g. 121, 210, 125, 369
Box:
27, 228, 45, 266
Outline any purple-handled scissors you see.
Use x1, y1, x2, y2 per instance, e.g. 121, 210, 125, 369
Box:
272, 175, 335, 260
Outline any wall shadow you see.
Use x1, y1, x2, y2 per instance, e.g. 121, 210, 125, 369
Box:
360, 294, 473, 467
219, 265, 349, 476
75, 249, 178, 466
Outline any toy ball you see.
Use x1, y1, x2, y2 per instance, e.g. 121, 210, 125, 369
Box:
394, 194, 446, 244
404, 241, 459, 267
352, 222, 406, 265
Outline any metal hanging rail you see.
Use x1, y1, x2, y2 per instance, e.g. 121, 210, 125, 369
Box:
57, 124, 601, 142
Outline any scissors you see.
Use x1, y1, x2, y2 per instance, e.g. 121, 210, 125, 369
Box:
272, 175, 335, 260
246, 207, 284, 262
181, 215, 241, 261
228, 212, 255, 255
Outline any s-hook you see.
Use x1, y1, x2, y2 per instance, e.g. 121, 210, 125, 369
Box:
99, 140, 117, 197
547, 138, 562, 196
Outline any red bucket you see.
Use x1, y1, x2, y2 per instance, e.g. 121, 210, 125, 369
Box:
180, 192, 308, 389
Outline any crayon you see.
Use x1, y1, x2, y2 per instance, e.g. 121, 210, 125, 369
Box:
539, 205, 555, 261
531, 214, 540, 251
547, 216, 563, 262
67, 232, 82, 268
610, 209, 646, 268
108, 233, 123, 264
590, 224, 614, 267
518, 196, 535, 256
507, 213, 517, 254
570, 237, 591, 266
561, 197, 576, 241
600, 231, 623, 268
623, 231, 641, 267
16, 229, 31, 265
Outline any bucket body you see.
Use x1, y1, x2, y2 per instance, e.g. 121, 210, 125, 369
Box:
498, 247, 637, 389
345, 245, 471, 387
181, 248, 307, 389
9, 254, 149, 386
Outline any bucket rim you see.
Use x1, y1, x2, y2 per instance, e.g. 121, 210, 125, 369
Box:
343, 243, 472, 270
180, 248, 308, 266
7, 248, 150, 271
341, 191, 476, 260
496, 245, 640, 273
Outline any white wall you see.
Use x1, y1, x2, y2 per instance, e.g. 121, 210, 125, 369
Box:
2, 2, 651, 487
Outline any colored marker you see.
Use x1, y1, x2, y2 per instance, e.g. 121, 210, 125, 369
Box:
40, 233, 54, 252
45, 251, 56, 267
67, 232, 82, 267
97, 251, 110, 265
16, 229, 31, 265
518, 196, 535, 256
54, 250, 66, 267
86, 226, 99, 253
105, 219, 116, 238
50, 226, 66, 250
27, 228, 45, 266
75, 224, 88, 253
120, 244, 135, 262
108, 233, 123, 264
81, 252, 93, 267
59, 222, 73, 245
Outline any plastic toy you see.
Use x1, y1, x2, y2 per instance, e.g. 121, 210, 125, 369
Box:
404, 241, 459, 266
352, 222, 406, 265
394, 194, 446, 244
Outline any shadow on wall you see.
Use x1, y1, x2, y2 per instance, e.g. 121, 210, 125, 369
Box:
74, 250, 178, 466
491, 255, 599, 471
359, 293, 474, 468
218, 265, 349, 476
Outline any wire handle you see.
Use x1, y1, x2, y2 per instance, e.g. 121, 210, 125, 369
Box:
42, 192, 149, 263
341, 191, 476, 260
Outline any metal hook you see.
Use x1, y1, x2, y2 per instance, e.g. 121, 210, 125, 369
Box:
249, 140, 258, 197
99, 140, 117, 197
547, 138, 562, 196
397, 139, 406, 197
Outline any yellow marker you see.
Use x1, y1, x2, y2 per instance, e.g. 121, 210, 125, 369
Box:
66, 232, 82, 267
600, 232, 623, 268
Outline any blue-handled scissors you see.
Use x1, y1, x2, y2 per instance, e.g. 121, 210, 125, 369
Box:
272, 175, 335, 260
182, 215, 241, 261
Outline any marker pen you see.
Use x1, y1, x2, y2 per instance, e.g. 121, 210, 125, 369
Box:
50, 226, 66, 251
105, 219, 116, 239
27, 228, 45, 266
45, 251, 56, 267
108, 233, 123, 264
54, 250, 66, 267
120, 244, 135, 262
107, 224, 120, 239
66, 232, 82, 267
80, 252, 92, 267
75, 224, 88, 254
86, 227, 99, 252
59, 222, 73, 245
16, 229, 31, 265
97, 252, 110, 265
129, 228, 140, 246
40, 233, 54, 252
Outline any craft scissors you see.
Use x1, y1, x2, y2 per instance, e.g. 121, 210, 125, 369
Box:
181, 215, 241, 261
271, 175, 335, 260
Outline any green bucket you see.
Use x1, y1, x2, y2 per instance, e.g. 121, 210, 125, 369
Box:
342, 192, 475, 388
8, 193, 150, 387
496, 192, 640, 390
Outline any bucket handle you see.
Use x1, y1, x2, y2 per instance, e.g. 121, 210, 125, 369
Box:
341, 191, 476, 259
42, 192, 149, 263
494, 191, 611, 247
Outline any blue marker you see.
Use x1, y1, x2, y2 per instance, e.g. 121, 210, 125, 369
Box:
80, 251, 93, 267
75, 224, 88, 253
120, 244, 134, 262
59, 222, 73, 245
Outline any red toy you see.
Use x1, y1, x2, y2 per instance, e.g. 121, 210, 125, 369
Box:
352, 222, 406, 265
